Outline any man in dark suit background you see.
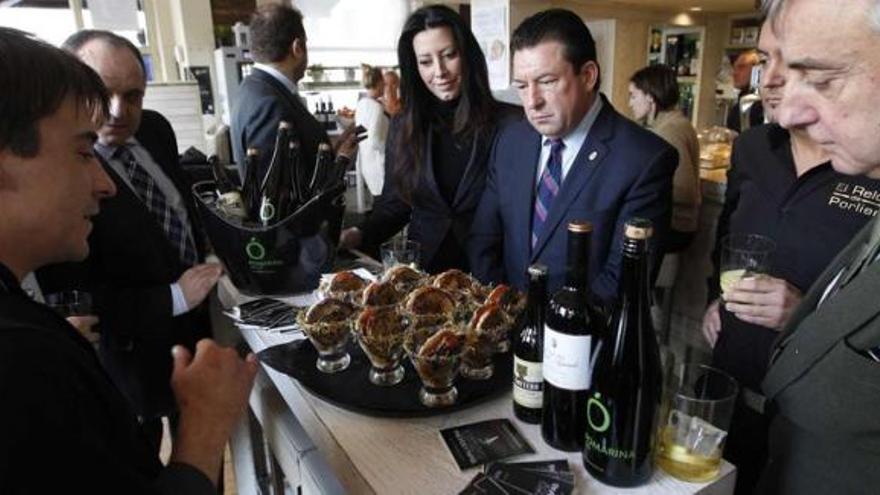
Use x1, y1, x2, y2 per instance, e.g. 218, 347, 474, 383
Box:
232, 3, 325, 183
469, 9, 676, 302
232, 4, 360, 180
753, 0, 880, 492
38, 30, 222, 453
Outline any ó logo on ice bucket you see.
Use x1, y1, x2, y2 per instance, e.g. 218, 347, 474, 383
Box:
246, 237, 266, 261
587, 392, 611, 433
259, 201, 276, 222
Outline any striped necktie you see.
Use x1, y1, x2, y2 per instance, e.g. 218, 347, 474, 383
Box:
531, 138, 565, 249
115, 145, 197, 266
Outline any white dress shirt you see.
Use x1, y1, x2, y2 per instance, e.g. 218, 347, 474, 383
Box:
534, 96, 603, 187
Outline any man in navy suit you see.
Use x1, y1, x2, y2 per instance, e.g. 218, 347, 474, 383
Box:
469, 9, 677, 302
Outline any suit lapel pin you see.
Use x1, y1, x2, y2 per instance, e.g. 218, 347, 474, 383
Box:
588, 150, 598, 161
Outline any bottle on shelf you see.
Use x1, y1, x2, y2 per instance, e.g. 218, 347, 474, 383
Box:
513, 263, 549, 424
541, 221, 605, 452
318, 99, 328, 128
583, 218, 663, 487
326, 97, 337, 131
258, 121, 293, 226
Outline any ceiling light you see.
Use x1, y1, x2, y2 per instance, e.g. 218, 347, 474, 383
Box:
690, 6, 703, 11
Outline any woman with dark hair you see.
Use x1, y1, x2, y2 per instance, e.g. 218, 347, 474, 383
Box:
628, 64, 700, 252
340, 4, 519, 273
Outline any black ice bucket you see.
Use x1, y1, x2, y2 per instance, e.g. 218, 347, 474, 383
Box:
192, 181, 344, 296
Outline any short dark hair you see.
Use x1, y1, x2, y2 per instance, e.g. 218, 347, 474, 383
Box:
62, 29, 146, 79
249, 4, 305, 63
511, 9, 601, 88
0, 28, 108, 158
630, 65, 680, 112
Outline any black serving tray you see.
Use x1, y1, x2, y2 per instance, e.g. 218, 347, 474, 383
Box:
257, 339, 513, 417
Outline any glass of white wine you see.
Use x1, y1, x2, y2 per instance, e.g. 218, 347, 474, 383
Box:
656, 364, 738, 482
719, 234, 776, 297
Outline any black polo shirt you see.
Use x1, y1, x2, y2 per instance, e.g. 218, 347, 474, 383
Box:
710, 124, 880, 389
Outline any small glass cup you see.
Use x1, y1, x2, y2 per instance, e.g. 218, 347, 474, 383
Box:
297, 314, 352, 374
656, 363, 739, 483
404, 325, 463, 408
460, 327, 495, 380
380, 239, 421, 273
719, 234, 775, 297
354, 307, 408, 386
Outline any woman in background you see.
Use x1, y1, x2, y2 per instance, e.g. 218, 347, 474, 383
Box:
355, 65, 390, 200
340, 5, 518, 273
381, 70, 402, 116
628, 64, 701, 252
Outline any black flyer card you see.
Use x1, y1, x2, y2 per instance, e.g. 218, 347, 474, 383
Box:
490, 460, 575, 485
441, 419, 535, 470
484, 465, 574, 495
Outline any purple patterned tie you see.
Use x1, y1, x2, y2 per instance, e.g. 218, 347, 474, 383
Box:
531, 138, 565, 249
115, 146, 197, 266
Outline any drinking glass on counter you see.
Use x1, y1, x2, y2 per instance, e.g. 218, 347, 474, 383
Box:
404, 324, 463, 408
380, 239, 421, 273
656, 363, 738, 482
719, 234, 775, 297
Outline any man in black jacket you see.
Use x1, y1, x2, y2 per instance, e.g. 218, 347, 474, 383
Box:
37, 30, 222, 452
0, 27, 256, 493
754, 0, 880, 492
231, 3, 360, 184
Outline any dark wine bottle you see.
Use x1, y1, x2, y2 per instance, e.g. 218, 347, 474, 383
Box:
210, 156, 247, 219
241, 148, 262, 221
542, 221, 603, 452
513, 263, 548, 424
309, 143, 335, 195
583, 218, 662, 487
258, 121, 292, 226
288, 139, 302, 207
327, 98, 336, 131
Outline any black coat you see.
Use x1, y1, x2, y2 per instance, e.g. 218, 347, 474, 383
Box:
360, 103, 521, 274
38, 109, 210, 419
0, 264, 215, 493
231, 67, 329, 185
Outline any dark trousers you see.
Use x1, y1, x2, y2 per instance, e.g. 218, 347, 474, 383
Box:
723, 399, 770, 495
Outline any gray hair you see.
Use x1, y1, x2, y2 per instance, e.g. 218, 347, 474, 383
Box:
762, 0, 880, 33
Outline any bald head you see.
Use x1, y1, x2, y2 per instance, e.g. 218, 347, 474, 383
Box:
71, 38, 145, 147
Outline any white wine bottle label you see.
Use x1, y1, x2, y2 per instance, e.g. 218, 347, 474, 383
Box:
513, 356, 543, 408
543, 327, 592, 390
